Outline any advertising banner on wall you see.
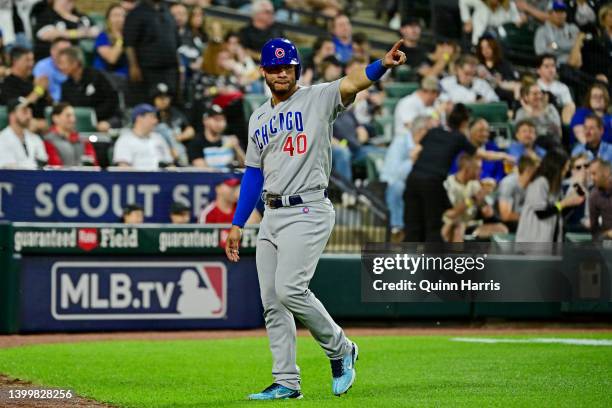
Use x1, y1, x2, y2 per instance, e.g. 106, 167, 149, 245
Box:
0, 169, 241, 223
19, 256, 262, 332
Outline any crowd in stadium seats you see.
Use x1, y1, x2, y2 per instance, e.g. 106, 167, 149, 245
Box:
0, 0, 610, 243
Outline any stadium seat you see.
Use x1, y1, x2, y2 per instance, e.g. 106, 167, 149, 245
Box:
0, 106, 7, 129
394, 66, 417, 82
89, 13, 105, 28
564, 233, 592, 243
243, 94, 268, 124
297, 47, 312, 63
80, 39, 96, 67
384, 82, 419, 98
74, 107, 98, 132
492, 233, 515, 243
466, 102, 509, 123
373, 115, 394, 141
497, 23, 537, 66
382, 96, 401, 114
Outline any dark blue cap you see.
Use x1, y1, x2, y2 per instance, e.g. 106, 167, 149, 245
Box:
550, 1, 567, 11
131, 104, 157, 122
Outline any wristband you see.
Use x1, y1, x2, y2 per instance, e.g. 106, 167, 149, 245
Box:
465, 197, 473, 208
443, 52, 450, 62
365, 59, 387, 82
555, 201, 563, 212
33, 85, 45, 96
115, 39, 123, 47
68, 29, 78, 39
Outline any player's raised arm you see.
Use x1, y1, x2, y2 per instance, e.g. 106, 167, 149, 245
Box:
339, 39, 407, 106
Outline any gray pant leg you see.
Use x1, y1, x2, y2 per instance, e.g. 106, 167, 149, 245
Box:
274, 201, 350, 359
256, 224, 301, 390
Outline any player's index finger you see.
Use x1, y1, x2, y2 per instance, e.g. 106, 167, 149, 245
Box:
390, 39, 404, 53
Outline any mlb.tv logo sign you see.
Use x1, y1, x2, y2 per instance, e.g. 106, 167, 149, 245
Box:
51, 262, 226, 320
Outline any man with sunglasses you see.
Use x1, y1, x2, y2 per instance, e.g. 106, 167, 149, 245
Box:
572, 114, 612, 164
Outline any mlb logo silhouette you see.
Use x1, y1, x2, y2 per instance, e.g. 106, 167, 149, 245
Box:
177, 267, 225, 317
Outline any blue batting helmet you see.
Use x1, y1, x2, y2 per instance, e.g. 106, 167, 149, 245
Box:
260, 38, 301, 79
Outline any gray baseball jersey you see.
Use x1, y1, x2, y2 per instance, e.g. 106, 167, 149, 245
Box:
247, 78, 353, 391
245, 79, 346, 195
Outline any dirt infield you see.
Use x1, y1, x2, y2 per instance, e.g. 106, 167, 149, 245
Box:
1, 324, 611, 407
0, 375, 114, 407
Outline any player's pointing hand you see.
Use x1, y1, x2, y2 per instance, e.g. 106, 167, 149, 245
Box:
383, 39, 407, 68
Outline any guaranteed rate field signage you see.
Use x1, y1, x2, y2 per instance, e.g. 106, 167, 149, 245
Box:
12, 224, 258, 255
362, 242, 612, 302
0, 169, 239, 223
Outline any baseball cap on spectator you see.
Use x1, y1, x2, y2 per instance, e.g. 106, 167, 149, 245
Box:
170, 201, 190, 214
421, 76, 440, 92
131, 103, 157, 122
122, 203, 143, 215
151, 82, 171, 99
549, 1, 567, 11
7, 97, 31, 113
222, 177, 241, 187
203, 104, 224, 119
401, 16, 421, 27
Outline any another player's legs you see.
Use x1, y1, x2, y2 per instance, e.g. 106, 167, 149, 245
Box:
251, 222, 301, 399
273, 200, 357, 395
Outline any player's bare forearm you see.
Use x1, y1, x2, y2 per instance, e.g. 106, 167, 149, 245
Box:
339, 39, 406, 106
339, 68, 371, 106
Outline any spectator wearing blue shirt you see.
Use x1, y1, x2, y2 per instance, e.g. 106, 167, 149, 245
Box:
32, 37, 71, 102
507, 119, 547, 162
380, 116, 433, 241
572, 115, 612, 163
93, 4, 129, 80
331, 14, 353, 64
570, 83, 612, 145
449, 118, 506, 181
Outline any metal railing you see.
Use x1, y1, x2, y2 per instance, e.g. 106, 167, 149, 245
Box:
325, 175, 390, 253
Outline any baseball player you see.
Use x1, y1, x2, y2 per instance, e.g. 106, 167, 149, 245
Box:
225, 37, 406, 400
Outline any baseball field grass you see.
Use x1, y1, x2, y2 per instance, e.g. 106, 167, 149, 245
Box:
0, 333, 611, 407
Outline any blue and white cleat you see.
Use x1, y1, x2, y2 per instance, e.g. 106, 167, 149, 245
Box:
248, 383, 303, 400
331, 342, 359, 396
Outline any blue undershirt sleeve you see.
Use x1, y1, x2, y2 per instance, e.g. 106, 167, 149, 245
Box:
232, 166, 264, 227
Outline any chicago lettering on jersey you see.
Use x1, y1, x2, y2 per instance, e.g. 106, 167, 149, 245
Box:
252, 111, 304, 150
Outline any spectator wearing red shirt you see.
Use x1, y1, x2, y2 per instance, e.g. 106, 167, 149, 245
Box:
199, 177, 241, 224
200, 177, 261, 247
44, 102, 98, 167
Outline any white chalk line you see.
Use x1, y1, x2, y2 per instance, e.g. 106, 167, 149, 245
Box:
450, 337, 612, 346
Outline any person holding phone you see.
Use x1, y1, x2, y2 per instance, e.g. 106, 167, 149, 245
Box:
516, 149, 585, 242
563, 153, 591, 232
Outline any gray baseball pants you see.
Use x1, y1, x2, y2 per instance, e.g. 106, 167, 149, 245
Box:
256, 198, 350, 390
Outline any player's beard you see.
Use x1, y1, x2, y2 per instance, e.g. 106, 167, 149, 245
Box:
266, 77, 296, 97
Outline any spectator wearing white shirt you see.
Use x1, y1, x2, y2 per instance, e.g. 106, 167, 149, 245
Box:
393, 76, 440, 137
460, 0, 525, 45
440, 54, 500, 104
0, 97, 48, 169
536, 54, 576, 124
113, 104, 174, 170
